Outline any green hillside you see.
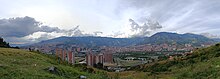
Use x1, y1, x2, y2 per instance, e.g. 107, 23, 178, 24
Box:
0, 48, 108, 79
128, 43, 220, 79
2, 43, 220, 79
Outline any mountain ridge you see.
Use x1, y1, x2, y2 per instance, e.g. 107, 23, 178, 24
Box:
27, 32, 215, 48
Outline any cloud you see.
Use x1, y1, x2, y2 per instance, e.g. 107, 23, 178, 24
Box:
0, 16, 104, 45
0, 16, 61, 37
108, 31, 125, 38
116, 0, 220, 36
200, 33, 220, 39
39, 26, 61, 33
1, 0, 220, 44
129, 18, 162, 37
109, 18, 162, 38
93, 31, 103, 36
63, 25, 96, 37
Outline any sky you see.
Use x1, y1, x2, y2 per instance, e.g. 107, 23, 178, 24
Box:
0, 0, 220, 45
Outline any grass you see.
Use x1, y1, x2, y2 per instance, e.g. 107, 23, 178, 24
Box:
107, 43, 220, 79
0, 48, 108, 79
1, 43, 220, 79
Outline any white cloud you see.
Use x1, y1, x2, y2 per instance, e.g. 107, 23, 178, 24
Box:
1, 0, 220, 44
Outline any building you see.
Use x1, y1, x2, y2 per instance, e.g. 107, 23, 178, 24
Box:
103, 53, 113, 63
125, 57, 135, 61
55, 48, 75, 65
86, 49, 113, 67
86, 52, 104, 66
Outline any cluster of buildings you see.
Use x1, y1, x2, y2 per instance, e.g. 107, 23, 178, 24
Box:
100, 43, 199, 53
86, 49, 113, 67
30, 43, 212, 70
29, 43, 212, 56
55, 48, 113, 67
55, 48, 75, 64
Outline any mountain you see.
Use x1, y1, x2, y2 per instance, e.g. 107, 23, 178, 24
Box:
26, 32, 216, 48
32, 36, 145, 47
0, 48, 108, 79
144, 32, 214, 45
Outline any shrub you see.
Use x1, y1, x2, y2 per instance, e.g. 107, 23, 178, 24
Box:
215, 53, 220, 57
215, 43, 220, 46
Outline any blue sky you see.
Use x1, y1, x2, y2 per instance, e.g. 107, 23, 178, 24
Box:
0, 0, 220, 45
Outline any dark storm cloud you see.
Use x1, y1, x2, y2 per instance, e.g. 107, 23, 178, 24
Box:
0, 16, 61, 37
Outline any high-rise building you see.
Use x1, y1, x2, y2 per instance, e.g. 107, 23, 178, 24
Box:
103, 53, 113, 63
86, 49, 113, 67
86, 52, 104, 66
55, 48, 75, 65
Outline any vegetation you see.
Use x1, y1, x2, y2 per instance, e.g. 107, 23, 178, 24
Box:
126, 43, 220, 79
1, 42, 220, 79
0, 37, 19, 49
0, 38, 10, 48
0, 48, 109, 79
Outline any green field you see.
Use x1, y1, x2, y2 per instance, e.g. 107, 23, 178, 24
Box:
1, 43, 220, 79
0, 48, 108, 79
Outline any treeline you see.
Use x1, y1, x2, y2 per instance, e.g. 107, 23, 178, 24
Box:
0, 37, 10, 48
0, 37, 19, 49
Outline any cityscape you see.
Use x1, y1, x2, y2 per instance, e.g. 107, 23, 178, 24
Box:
1, 0, 220, 79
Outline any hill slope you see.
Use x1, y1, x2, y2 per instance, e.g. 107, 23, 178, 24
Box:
0, 48, 108, 79
130, 43, 220, 79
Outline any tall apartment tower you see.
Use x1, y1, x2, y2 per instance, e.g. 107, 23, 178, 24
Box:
55, 48, 75, 65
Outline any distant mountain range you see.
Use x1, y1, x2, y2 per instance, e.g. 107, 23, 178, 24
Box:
144, 32, 215, 45
28, 32, 217, 48
32, 36, 144, 47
